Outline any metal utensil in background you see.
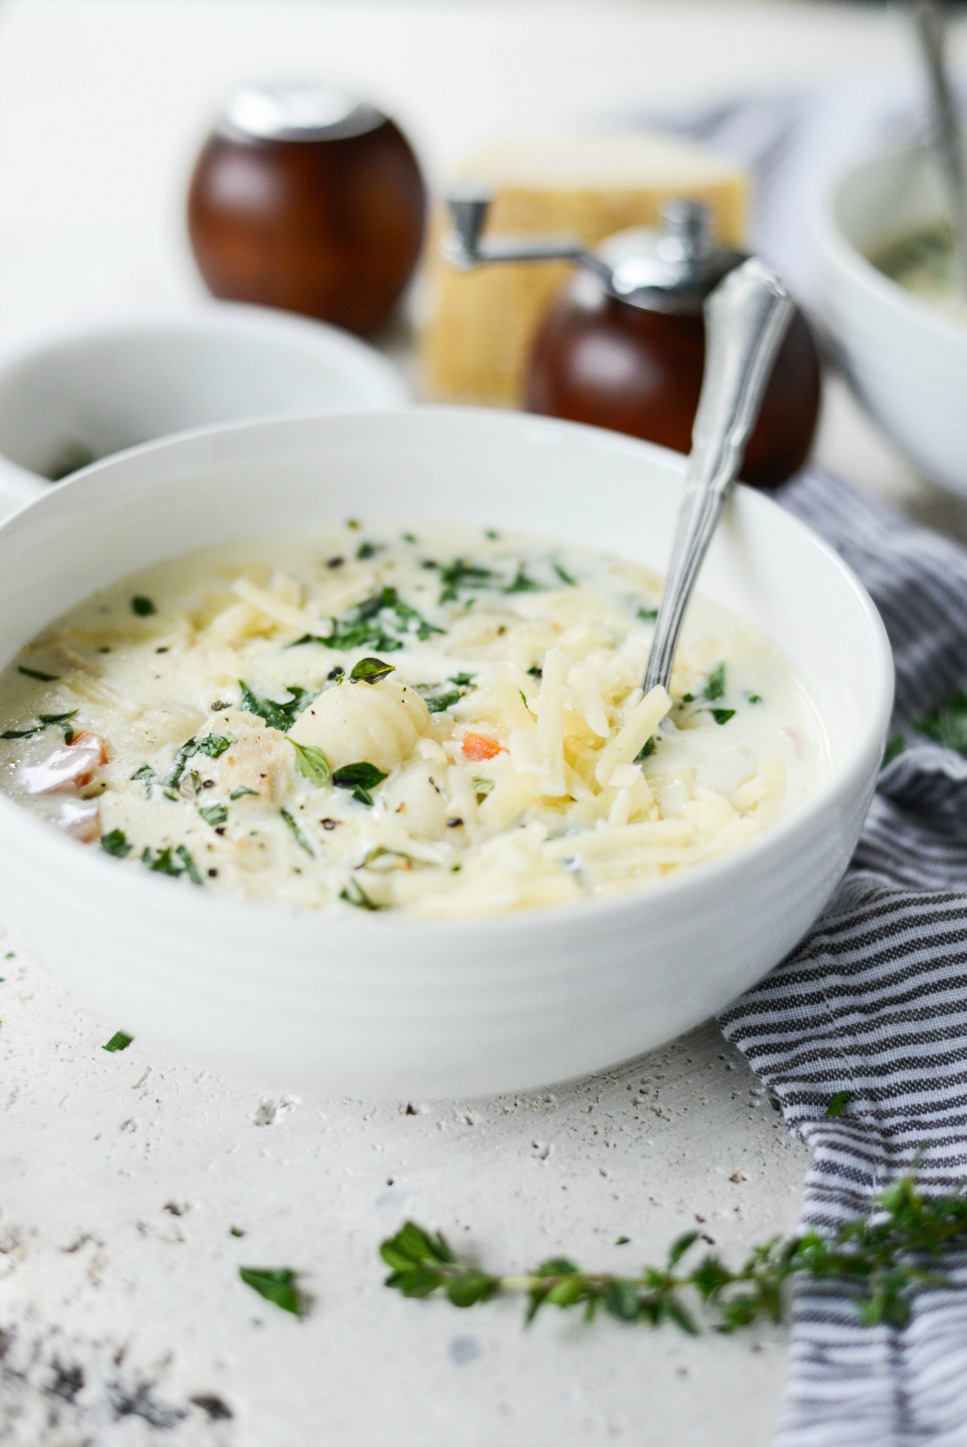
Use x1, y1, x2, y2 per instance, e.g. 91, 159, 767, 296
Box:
642, 260, 794, 694
909, 0, 967, 299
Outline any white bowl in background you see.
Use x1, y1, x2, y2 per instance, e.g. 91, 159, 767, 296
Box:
813, 138, 967, 498
0, 409, 893, 1099
0, 302, 406, 519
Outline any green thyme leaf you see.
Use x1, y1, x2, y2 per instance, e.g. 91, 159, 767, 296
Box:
288, 739, 332, 787
199, 804, 229, 827
238, 1266, 303, 1317
100, 828, 132, 858
281, 808, 314, 856
17, 666, 60, 682
239, 682, 318, 734
103, 1031, 133, 1053
131, 595, 156, 617
350, 656, 396, 685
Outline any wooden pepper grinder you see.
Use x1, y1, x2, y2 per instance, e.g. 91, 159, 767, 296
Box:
445, 193, 820, 489
188, 85, 427, 337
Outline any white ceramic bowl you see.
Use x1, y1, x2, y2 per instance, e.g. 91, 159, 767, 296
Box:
0, 409, 893, 1099
0, 303, 405, 519
813, 138, 967, 497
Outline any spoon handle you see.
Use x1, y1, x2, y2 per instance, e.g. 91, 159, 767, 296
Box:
642, 259, 794, 695
910, 0, 967, 299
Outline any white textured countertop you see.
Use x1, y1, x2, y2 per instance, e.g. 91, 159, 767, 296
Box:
1, 3, 965, 1444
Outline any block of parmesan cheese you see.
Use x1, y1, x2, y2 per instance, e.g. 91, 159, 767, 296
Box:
419, 132, 751, 407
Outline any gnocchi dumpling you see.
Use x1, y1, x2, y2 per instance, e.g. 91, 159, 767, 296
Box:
289, 679, 432, 772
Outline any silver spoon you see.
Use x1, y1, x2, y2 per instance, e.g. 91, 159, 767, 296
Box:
642, 259, 794, 695
909, 0, 967, 300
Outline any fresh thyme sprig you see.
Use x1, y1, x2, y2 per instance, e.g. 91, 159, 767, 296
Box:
381, 1174, 967, 1333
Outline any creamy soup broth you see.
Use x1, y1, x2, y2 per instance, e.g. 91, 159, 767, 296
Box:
0, 521, 829, 917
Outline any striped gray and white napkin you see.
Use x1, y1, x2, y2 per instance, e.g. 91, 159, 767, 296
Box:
646, 89, 967, 1444
721, 469, 967, 1447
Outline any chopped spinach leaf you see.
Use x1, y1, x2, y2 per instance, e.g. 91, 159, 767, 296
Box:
637, 606, 659, 622
710, 708, 736, 726
141, 844, 203, 884
230, 786, 259, 800
473, 776, 495, 801
238, 1266, 303, 1317
332, 760, 388, 808
321, 586, 443, 652
100, 828, 132, 858
288, 739, 332, 787
1, 709, 78, 742
634, 737, 656, 763
449, 672, 476, 688
239, 681, 318, 733
424, 690, 464, 714
17, 666, 60, 682
553, 561, 577, 587
130, 763, 156, 799
131, 595, 156, 617
504, 567, 544, 594
199, 804, 229, 827
747, 692, 763, 705
436, 559, 497, 605
103, 1031, 133, 1053
281, 808, 315, 856
340, 878, 381, 911
356, 540, 378, 560
350, 656, 396, 685
703, 663, 727, 702
165, 733, 234, 790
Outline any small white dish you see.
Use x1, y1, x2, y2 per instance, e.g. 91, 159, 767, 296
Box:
813, 137, 967, 498
0, 303, 406, 519
0, 409, 893, 1099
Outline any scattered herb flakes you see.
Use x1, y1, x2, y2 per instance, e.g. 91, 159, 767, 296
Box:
703, 663, 727, 701
229, 1226, 246, 1239
553, 561, 577, 587
402, 532, 418, 545
747, 692, 763, 705
131, 763, 156, 797
436, 559, 497, 606
1, 709, 78, 742
340, 878, 381, 911
637, 606, 659, 622
230, 786, 259, 801
916, 690, 967, 754
825, 1090, 851, 1118
424, 690, 464, 714
350, 656, 396, 685
100, 828, 132, 858
238, 1266, 304, 1317
281, 808, 315, 857
504, 567, 544, 595
634, 737, 656, 763
141, 844, 203, 884
239, 682, 318, 734
288, 739, 332, 787
356, 540, 378, 561
710, 709, 735, 727
332, 761, 388, 808
322, 587, 442, 653
199, 804, 229, 828
3, 952, 12, 960
17, 666, 60, 683
103, 1031, 133, 1053
615, 1236, 631, 1247
131, 595, 157, 617
165, 733, 233, 790
449, 672, 476, 689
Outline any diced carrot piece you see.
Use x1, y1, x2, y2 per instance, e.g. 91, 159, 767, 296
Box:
68, 732, 108, 766
461, 731, 505, 761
